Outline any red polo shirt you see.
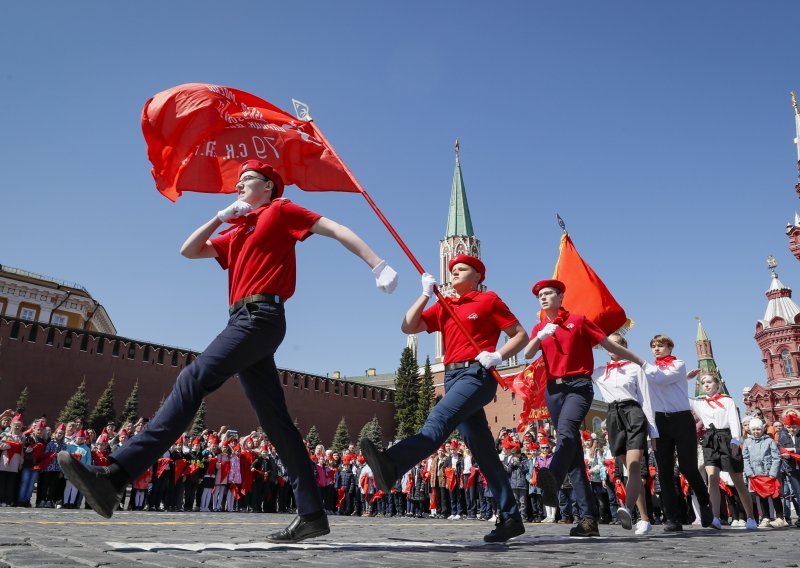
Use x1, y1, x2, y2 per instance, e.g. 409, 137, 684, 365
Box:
531, 313, 606, 380
210, 199, 321, 305
421, 290, 519, 365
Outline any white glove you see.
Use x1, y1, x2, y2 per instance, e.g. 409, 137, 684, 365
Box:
372, 260, 398, 293
421, 273, 437, 297
476, 351, 503, 369
536, 322, 559, 341
217, 200, 253, 222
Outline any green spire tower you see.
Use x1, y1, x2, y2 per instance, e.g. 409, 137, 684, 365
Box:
435, 140, 482, 363
695, 318, 730, 397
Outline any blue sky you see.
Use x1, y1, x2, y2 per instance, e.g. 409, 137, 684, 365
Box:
2, 2, 799, 407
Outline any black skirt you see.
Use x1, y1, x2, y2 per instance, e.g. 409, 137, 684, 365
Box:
606, 400, 649, 456
702, 426, 744, 473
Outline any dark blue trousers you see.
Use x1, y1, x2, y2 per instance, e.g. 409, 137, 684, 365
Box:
111, 302, 322, 516
385, 365, 520, 521
545, 376, 598, 519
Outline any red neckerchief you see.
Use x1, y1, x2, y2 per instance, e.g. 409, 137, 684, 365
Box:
604, 360, 630, 380
655, 355, 677, 369
540, 307, 571, 328
705, 393, 727, 408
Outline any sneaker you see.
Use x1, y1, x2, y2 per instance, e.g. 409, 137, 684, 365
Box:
616, 507, 633, 530
56, 452, 125, 519
663, 520, 683, 533
542, 516, 556, 523
569, 517, 600, 537
359, 438, 397, 493
710, 517, 722, 530
265, 514, 330, 543
537, 468, 559, 508
483, 516, 525, 543
488, 514, 497, 523
634, 520, 652, 535
758, 517, 771, 529
731, 519, 744, 528
769, 518, 789, 529
745, 518, 758, 530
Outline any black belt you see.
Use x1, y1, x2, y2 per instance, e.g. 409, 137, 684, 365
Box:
444, 360, 479, 372
229, 293, 282, 315
552, 375, 591, 385
608, 399, 641, 409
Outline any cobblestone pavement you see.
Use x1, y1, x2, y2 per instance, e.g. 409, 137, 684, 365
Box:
0, 510, 793, 568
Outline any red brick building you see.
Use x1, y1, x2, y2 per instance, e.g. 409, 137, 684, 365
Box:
0, 315, 395, 445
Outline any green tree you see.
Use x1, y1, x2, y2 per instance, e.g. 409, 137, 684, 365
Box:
358, 415, 384, 450
330, 417, 351, 453
57, 379, 89, 424
15, 386, 28, 414
306, 424, 322, 449
120, 380, 139, 423
393, 347, 420, 440
190, 399, 207, 436
415, 356, 435, 431
88, 378, 116, 431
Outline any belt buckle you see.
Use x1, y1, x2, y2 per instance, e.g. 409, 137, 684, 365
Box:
555, 378, 564, 385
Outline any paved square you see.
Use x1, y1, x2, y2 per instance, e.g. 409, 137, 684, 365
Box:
0, 510, 793, 567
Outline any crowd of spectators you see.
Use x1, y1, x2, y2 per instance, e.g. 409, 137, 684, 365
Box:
0, 406, 797, 531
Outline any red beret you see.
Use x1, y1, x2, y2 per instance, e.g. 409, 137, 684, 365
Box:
357, 455, 366, 464
239, 160, 285, 198
529, 442, 540, 450
539, 438, 551, 446
11, 413, 23, 423
192, 438, 202, 446
118, 429, 128, 437
448, 254, 486, 283
784, 413, 800, 426
76, 430, 88, 439
581, 430, 592, 441
532, 279, 566, 296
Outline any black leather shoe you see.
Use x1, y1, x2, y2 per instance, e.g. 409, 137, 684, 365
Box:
57, 452, 124, 519
663, 520, 683, 532
359, 438, 397, 493
699, 502, 713, 528
569, 517, 600, 537
537, 467, 559, 508
266, 515, 330, 543
484, 516, 525, 542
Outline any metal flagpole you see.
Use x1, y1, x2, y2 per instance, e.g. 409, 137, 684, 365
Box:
292, 100, 505, 388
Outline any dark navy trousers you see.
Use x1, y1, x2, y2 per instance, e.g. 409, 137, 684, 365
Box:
386, 365, 520, 521
111, 302, 322, 516
545, 376, 598, 519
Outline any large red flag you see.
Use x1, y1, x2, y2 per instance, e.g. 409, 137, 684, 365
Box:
552, 233, 629, 335
142, 83, 361, 201
503, 232, 628, 430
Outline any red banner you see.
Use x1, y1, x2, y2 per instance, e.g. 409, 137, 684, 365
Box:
142, 83, 361, 202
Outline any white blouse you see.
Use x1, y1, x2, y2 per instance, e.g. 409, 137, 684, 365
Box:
591, 360, 658, 438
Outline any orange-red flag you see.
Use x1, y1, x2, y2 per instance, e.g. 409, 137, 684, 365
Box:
142, 83, 362, 202
553, 233, 628, 335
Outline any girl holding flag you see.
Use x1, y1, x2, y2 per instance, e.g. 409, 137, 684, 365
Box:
690, 374, 757, 529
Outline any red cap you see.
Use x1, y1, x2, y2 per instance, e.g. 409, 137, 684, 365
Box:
784, 413, 800, 426
76, 429, 88, 439
357, 455, 366, 464
450, 439, 460, 448
581, 430, 592, 442
342, 456, 352, 465
97, 434, 109, 444
56, 423, 66, 432
34, 420, 46, 428
192, 437, 202, 446
448, 254, 486, 283
539, 438, 551, 447
532, 279, 566, 296
239, 160, 285, 198
118, 429, 128, 437
12, 413, 23, 423
529, 442, 540, 450
208, 435, 218, 445
501, 435, 515, 450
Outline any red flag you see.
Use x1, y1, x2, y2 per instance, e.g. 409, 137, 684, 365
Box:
615, 478, 627, 504
552, 234, 629, 335
156, 458, 172, 479
719, 479, 733, 497
337, 486, 346, 508
173, 459, 188, 482
749, 475, 781, 499
142, 83, 361, 202
445, 467, 457, 492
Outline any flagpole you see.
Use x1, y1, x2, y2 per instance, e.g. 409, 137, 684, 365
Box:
305, 119, 504, 388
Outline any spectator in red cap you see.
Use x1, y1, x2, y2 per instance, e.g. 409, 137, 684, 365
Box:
524, 279, 645, 537
0, 415, 25, 507
361, 254, 529, 542
17, 419, 46, 506
63, 430, 91, 508
38, 424, 67, 508
59, 160, 398, 543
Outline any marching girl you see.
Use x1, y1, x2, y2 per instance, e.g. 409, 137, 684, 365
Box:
690, 374, 757, 530
590, 333, 657, 535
